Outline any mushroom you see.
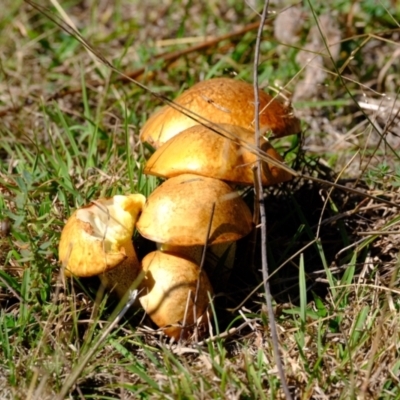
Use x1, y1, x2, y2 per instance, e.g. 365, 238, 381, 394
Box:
139, 250, 213, 339
137, 173, 252, 251
140, 77, 301, 148
144, 123, 292, 186
136, 174, 253, 279
59, 194, 146, 299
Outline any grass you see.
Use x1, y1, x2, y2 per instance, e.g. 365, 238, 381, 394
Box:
1, 0, 400, 398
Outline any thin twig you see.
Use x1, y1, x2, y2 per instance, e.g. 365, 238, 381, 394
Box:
197, 319, 261, 346
298, 174, 400, 210
191, 203, 216, 342
253, 2, 292, 399
180, 289, 193, 342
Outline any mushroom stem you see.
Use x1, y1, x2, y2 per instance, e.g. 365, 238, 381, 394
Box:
99, 238, 141, 299
158, 243, 203, 265
158, 242, 236, 283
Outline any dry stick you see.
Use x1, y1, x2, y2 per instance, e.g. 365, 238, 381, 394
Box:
177, 203, 215, 342
315, 151, 360, 240
192, 202, 216, 343
56, 288, 140, 400
179, 289, 194, 342
299, 174, 399, 209
253, 2, 292, 399
173, 318, 260, 349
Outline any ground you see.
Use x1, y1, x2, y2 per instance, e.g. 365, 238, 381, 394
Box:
0, 1, 400, 399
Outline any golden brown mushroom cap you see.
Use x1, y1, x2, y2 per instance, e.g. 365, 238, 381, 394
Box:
139, 250, 212, 339
59, 194, 146, 278
144, 123, 292, 185
136, 174, 253, 246
140, 77, 301, 148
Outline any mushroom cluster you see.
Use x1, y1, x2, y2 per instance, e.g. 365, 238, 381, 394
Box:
59, 78, 300, 340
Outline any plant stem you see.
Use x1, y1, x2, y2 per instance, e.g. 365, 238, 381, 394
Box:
253, 2, 292, 399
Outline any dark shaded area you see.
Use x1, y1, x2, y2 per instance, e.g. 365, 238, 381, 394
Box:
212, 155, 387, 330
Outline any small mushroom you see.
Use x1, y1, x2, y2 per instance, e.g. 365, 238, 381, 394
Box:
140, 77, 301, 148
136, 174, 253, 279
144, 123, 292, 186
59, 194, 146, 298
139, 250, 213, 340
